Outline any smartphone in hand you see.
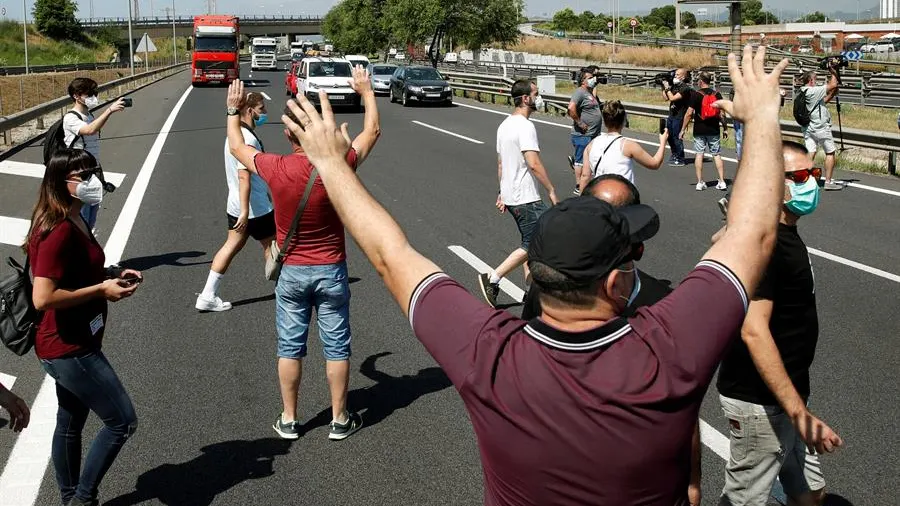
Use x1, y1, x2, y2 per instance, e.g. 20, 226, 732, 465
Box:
122, 98, 133, 107
658, 118, 667, 134
122, 273, 143, 286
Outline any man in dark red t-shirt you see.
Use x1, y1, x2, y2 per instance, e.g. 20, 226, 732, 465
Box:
224, 67, 380, 441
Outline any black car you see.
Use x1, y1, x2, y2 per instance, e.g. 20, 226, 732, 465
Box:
389, 66, 453, 107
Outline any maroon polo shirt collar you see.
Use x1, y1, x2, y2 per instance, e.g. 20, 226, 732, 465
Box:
524, 316, 632, 352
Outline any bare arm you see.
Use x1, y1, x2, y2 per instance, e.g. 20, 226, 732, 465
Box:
578, 141, 593, 191
680, 107, 694, 138
76, 98, 125, 136
225, 82, 261, 174
524, 151, 558, 205
824, 71, 839, 97
0, 383, 29, 432
625, 131, 667, 170
237, 169, 251, 221
32, 276, 134, 311
688, 421, 701, 506
348, 66, 381, 166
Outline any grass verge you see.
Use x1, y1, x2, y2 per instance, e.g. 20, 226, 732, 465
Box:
509, 37, 717, 69
0, 21, 114, 66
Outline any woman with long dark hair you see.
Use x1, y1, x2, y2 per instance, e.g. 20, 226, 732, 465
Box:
26, 149, 141, 506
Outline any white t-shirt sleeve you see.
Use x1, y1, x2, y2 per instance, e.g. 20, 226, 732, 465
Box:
518, 120, 540, 153
806, 85, 827, 106
236, 128, 262, 171
62, 113, 88, 147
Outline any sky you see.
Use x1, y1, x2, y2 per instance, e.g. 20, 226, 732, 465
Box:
0, 0, 882, 23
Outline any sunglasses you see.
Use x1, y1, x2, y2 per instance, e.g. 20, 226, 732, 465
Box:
785, 167, 822, 184
68, 166, 101, 181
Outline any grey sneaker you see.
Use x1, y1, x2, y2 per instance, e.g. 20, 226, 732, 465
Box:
824, 181, 843, 191
717, 197, 729, 217
272, 414, 300, 440
478, 273, 500, 308
329, 411, 363, 441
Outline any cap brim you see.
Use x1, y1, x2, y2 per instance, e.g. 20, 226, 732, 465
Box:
617, 204, 660, 243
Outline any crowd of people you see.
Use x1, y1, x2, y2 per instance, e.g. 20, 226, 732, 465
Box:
1, 45, 849, 506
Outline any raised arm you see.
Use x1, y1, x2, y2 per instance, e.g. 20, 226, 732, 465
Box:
625, 130, 668, 170
77, 98, 125, 136
347, 65, 381, 166
225, 81, 261, 174
703, 45, 790, 297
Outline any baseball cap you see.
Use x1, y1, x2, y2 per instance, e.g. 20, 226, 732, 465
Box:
528, 196, 660, 286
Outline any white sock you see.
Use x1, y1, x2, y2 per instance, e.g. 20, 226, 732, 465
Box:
201, 271, 223, 298
488, 272, 501, 284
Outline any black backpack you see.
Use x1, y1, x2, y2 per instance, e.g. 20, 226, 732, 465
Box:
0, 257, 39, 356
793, 88, 813, 127
43, 111, 83, 165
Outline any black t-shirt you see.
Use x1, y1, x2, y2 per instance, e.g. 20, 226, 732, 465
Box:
689, 88, 724, 137
717, 224, 819, 405
668, 83, 693, 119
521, 270, 673, 321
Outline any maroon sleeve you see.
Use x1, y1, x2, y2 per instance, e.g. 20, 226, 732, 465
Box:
253, 152, 281, 184
409, 273, 520, 386
32, 223, 72, 281
345, 148, 358, 169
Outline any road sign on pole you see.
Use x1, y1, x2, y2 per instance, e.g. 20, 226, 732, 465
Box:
136, 33, 157, 72
630, 18, 637, 39
842, 50, 862, 61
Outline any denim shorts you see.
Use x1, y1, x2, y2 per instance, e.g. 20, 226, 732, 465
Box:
507, 200, 547, 251
275, 261, 351, 361
571, 133, 592, 166
693, 134, 721, 155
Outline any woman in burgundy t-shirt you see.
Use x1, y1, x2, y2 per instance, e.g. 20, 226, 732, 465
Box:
26, 149, 142, 506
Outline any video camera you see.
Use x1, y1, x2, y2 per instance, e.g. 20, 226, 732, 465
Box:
818, 54, 849, 72
653, 70, 676, 87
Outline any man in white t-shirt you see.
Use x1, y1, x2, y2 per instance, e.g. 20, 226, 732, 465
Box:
799, 70, 842, 191
478, 79, 558, 308
63, 77, 126, 230
195, 92, 275, 312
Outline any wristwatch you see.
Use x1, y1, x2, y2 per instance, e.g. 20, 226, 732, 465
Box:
226, 106, 239, 116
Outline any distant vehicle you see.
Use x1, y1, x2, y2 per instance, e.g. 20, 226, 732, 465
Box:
443, 52, 458, 63
191, 15, 240, 85
860, 43, 877, 52
290, 41, 305, 58
797, 46, 813, 54
251, 37, 278, 71
285, 60, 302, 96
324, 43, 335, 52
875, 40, 895, 53
345, 54, 371, 70
291, 57, 361, 111
367, 63, 397, 94
389, 65, 452, 107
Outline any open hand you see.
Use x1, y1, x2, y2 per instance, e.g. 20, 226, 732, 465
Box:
712, 45, 789, 125
227, 80, 246, 110
0, 387, 30, 432
283, 93, 352, 169
349, 65, 372, 95
793, 410, 843, 455
495, 194, 506, 214
232, 214, 248, 234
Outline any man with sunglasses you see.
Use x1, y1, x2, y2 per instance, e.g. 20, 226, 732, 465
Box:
716, 141, 843, 506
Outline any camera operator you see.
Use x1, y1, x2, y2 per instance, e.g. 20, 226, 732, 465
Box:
798, 69, 842, 190
661, 68, 692, 166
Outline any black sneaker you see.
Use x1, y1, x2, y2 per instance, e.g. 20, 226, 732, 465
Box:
478, 273, 500, 308
272, 414, 300, 440
329, 411, 363, 441
567, 155, 575, 170
573, 184, 581, 196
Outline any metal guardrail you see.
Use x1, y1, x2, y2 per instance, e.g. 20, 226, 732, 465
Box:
0, 61, 181, 77
80, 15, 323, 28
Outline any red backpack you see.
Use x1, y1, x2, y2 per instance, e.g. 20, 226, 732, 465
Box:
698, 89, 720, 121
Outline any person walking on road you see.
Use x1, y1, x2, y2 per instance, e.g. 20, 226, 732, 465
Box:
224, 66, 380, 441
681, 72, 729, 191
798, 70, 842, 191
195, 92, 275, 312
280, 44, 790, 506
715, 141, 843, 506
567, 66, 603, 195
0, 381, 30, 432
578, 100, 668, 188
25, 149, 141, 506
478, 79, 558, 308
63, 78, 127, 231
662, 68, 692, 166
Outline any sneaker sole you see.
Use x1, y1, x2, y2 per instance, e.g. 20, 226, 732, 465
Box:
329, 419, 363, 441
477, 276, 497, 309
195, 300, 233, 312
272, 423, 300, 440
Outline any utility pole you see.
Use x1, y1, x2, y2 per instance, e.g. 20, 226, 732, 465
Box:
22, 0, 28, 74
128, 0, 135, 75
675, 0, 682, 40
133, 0, 140, 18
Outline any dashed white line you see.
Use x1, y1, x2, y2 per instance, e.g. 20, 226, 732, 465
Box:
0, 217, 31, 247
0, 373, 16, 390
261, 92, 272, 101
411, 121, 484, 144
0, 160, 127, 187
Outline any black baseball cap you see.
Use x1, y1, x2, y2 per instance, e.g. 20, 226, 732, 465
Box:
528, 196, 660, 285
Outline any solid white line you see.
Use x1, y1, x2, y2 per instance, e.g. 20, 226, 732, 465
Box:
845, 182, 900, 198
0, 217, 30, 247
808, 247, 900, 283
0, 84, 194, 506
411, 120, 484, 144
261, 92, 272, 101
0, 161, 127, 187
447, 245, 524, 301
0, 373, 15, 390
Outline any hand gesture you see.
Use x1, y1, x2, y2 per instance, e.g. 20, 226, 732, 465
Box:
101, 278, 138, 302
349, 65, 372, 95
283, 92, 352, 169
227, 80, 246, 110
232, 213, 248, 234
495, 194, 506, 214
712, 45, 789, 125
0, 387, 30, 432
109, 98, 126, 113
793, 410, 843, 455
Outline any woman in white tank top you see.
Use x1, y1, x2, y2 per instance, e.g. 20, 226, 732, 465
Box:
580, 101, 669, 189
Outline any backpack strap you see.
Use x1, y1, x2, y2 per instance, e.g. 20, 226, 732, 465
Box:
65, 111, 84, 149
239, 123, 265, 153
591, 135, 624, 176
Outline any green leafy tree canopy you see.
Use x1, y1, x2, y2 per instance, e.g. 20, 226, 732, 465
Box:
33, 0, 82, 40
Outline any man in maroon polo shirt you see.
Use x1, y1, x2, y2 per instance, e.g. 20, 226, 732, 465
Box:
280, 45, 790, 505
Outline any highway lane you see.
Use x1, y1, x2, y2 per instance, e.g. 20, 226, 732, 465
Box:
0, 67, 897, 505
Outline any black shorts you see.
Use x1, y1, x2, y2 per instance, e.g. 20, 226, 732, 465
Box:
227, 212, 276, 241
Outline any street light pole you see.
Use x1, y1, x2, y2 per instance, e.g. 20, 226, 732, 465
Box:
22, 0, 29, 74
127, 0, 135, 75
172, 0, 177, 64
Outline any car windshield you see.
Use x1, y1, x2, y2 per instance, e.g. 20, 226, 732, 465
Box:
347, 59, 367, 68
372, 66, 396, 75
195, 36, 237, 52
407, 68, 442, 80
308, 61, 352, 77
254, 46, 276, 54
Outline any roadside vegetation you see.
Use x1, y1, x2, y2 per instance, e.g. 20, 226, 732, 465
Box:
511, 37, 716, 69
0, 21, 113, 66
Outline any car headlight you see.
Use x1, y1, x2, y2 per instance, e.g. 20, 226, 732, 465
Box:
443, 85, 452, 92
408, 85, 422, 92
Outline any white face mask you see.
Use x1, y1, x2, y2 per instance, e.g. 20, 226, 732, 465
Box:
83, 96, 100, 108
67, 175, 104, 206
672, 78, 682, 85
532, 95, 545, 110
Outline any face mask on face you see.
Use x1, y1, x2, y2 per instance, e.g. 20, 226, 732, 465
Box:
531, 95, 544, 110
587, 77, 598, 88
67, 175, 104, 206
254, 112, 268, 127
616, 266, 641, 307
672, 78, 682, 85
784, 178, 820, 216
83, 95, 99, 108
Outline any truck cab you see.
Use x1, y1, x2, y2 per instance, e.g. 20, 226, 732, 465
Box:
192, 15, 240, 85
251, 37, 278, 71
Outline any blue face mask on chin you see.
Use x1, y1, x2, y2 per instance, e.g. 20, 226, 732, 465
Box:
254, 113, 268, 127
784, 178, 820, 216
616, 266, 641, 307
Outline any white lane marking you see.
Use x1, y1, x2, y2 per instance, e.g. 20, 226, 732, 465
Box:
453, 101, 900, 198
0, 161, 127, 187
0, 217, 30, 247
261, 92, 272, 101
0, 85, 194, 506
0, 373, 15, 389
447, 245, 524, 301
411, 120, 484, 145
808, 247, 900, 283
699, 419, 730, 460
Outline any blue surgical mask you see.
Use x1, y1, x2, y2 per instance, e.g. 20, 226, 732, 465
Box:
587, 77, 598, 88
617, 266, 641, 307
784, 178, 820, 216
254, 113, 268, 127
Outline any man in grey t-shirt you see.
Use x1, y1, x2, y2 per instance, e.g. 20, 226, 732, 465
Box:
567, 66, 603, 195
799, 70, 841, 190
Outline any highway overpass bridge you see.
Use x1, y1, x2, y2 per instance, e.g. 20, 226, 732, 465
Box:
80, 15, 324, 40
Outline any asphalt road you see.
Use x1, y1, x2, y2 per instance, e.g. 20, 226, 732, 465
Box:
0, 62, 898, 506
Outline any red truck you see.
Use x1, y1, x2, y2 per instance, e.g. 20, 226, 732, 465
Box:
192, 15, 240, 85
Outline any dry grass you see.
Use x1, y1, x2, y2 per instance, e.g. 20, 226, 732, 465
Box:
510, 37, 717, 69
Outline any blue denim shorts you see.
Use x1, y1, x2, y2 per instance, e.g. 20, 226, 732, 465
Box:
693, 134, 722, 155
508, 200, 547, 251
275, 261, 351, 361
571, 133, 592, 166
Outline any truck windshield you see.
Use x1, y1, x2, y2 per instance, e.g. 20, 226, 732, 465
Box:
196, 36, 237, 52
254, 46, 276, 53
308, 62, 352, 77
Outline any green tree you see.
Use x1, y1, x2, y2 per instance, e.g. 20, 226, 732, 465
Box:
380, 0, 521, 51
736, 0, 779, 25
322, 0, 388, 55
799, 11, 826, 22
643, 5, 696, 30
32, 0, 81, 40
552, 7, 579, 32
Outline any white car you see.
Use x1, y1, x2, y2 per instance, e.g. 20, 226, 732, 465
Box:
874, 41, 895, 53
368, 63, 397, 94
345, 54, 371, 70
295, 57, 361, 110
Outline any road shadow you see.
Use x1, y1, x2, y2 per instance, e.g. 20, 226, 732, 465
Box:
301, 352, 452, 433
823, 494, 855, 506
102, 438, 292, 506
120, 251, 208, 271
231, 293, 275, 308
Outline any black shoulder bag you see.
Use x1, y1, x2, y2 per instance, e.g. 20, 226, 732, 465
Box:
0, 257, 40, 356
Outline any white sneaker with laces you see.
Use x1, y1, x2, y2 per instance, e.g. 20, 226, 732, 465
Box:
716, 180, 727, 191
195, 294, 232, 312
695, 181, 706, 191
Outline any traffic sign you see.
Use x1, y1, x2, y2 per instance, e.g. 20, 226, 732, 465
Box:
607, 21, 613, 28
630, 18, 637, 27
135, 33, 157, 53
842, 50, 862, 61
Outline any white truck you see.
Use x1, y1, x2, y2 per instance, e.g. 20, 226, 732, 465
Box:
290, 41, 305, 59
251, 37, 278, 71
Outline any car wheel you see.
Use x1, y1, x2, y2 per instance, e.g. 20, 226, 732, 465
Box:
389, 88, 396, 103
402, 91, 409, 107
286, 88, 291, 96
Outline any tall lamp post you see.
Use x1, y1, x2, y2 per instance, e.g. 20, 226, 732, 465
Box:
127, 0, 135, 75
23, 0, 29, 74
172, 0, 177, 64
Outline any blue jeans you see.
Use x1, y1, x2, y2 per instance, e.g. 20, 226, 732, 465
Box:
80, 203, 99, 230
570, 133, 592, 166
40, 351, 137, 505
275, 261, 352, 361
666, 116, 686, 163
507, 200, 547, 251
734, 120, 744, 160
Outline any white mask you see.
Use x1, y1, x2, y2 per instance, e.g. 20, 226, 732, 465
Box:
68, 175, 104, 206
533, 95, 545, 110
672, 78, 682, 85
84, 96, 100, 108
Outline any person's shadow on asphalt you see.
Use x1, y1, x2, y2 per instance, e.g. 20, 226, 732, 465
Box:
102, 438, 291, 506
302, 352, 453, 433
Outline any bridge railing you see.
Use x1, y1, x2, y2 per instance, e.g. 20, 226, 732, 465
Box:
80, 15, 323, 27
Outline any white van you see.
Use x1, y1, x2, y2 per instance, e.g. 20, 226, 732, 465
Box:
344, 54, 371, 70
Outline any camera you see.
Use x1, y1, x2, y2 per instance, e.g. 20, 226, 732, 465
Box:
653, 70, 676, 87
818, 55, 848, 72
102, 181, 117, 193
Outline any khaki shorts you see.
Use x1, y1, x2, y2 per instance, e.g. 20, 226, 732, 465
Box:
718, 395, 826, 506
803, 127, 837, 155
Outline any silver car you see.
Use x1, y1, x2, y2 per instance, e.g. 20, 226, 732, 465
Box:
368, 63, 397, 94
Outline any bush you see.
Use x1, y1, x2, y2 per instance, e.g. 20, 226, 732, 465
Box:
33, 0, 82, 40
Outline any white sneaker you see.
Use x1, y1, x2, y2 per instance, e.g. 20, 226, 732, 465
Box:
195, 294, 232, 312
716, 180, 727, 191
695, 181, 706, 191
